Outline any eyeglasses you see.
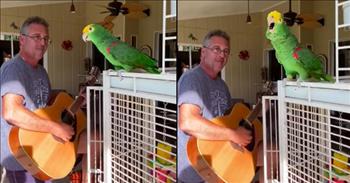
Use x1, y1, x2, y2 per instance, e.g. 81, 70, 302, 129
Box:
22, 34, 51, 44
204, 46, 230, 56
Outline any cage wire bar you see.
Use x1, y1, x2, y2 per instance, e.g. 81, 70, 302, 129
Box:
86, 87, 105, 183
86, 1, 177, 182
87, 72, 177, 183
263, 81, 350, 183
99, 71, 176, 183
262, 96, 280, 183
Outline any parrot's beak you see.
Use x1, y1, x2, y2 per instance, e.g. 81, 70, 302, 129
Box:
82, 33, 89, 42
267, 16, 275, 32
82, 25, 91, 42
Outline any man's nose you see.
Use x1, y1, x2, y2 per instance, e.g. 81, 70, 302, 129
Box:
218, 50, 226, 57
39, 38, 47, 45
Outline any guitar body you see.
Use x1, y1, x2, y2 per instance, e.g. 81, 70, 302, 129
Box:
187, 103, 263, 183
8, 92, 86, 180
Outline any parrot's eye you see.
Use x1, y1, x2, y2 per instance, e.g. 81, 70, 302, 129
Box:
89, 27, 93, 31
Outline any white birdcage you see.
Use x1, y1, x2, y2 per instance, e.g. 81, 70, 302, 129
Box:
263, 81, 350, 183
86, 72, 176, 183
86, 0, 177, 182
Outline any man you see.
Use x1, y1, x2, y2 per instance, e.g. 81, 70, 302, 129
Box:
178, 30, 253, 182
0, 16, 78, 183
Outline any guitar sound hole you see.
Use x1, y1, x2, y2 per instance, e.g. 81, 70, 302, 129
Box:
61, 109, 77, 142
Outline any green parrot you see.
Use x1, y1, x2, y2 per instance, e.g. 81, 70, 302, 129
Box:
266, 11, 334, 82
82, 24, 160, 74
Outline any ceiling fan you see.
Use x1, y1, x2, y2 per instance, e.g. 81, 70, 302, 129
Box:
97, 0, 150, 33
99, 0, 150, 18
283, 0, 324, 28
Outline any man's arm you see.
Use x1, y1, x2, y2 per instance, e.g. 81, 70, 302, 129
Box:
179, 103, 252, 146
2, 93, 74, 142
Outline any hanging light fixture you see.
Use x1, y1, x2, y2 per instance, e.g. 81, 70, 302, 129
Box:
70, 0, 76, 13
246, 0, 252, 24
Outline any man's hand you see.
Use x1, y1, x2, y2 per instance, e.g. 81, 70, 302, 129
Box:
230, 126, 252, 147
51, 122, 75, 143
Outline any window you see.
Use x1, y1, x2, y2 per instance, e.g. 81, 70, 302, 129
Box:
330, 40, 350, 77
265, 49, 285, 81
0, 34, 19, 66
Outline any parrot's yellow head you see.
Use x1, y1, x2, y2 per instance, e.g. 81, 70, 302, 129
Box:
267, 11, 283, 32
82, 24, 95, 42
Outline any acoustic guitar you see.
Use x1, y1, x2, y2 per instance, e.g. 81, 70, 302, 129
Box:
8, 67, 100, 180
187, 82, 273, 183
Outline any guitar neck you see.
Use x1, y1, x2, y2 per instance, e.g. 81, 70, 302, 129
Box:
67, 96, 85, 116
66, 66, 99, 116
245, 99, 263, 125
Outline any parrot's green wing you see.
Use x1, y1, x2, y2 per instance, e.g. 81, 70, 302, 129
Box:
293, 47, 334, 82
107, 40, 160, 73
293, 47, 323, 72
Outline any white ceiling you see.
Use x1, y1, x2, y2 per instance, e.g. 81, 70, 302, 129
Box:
178, 0, 286, 20
1, 1, 286, 20
0, 1, 69, 8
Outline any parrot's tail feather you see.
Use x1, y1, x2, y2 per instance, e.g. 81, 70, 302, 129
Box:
146, 67, 161, 74
322, 74, 335, 83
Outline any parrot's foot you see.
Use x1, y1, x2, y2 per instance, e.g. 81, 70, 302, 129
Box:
116, 70, 125, 81
296, 78, 302, 87
285, 77, 297, 82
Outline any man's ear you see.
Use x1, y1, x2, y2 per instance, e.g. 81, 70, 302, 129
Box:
200, 47, 205, 59
19, 35, 25, 45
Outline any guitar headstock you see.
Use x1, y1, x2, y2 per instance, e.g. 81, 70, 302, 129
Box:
79, 66, 101, 96
86, 66, 101, 86
258, 81, 275, 99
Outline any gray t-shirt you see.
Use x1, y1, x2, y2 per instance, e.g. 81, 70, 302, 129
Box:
0, 54, 51, 171
177, 66, 232, 182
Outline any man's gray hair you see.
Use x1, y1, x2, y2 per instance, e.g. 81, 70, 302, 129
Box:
20, 16, 49, 34
202, 29, 230, 47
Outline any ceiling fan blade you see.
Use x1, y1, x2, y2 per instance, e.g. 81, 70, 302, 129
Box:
120, 7, 129, 15
296, 13, 324, 27
123, 2, 150, 17
143, 8, 150, 16
125, 12, 149, 19
104, 15, 117, 22
300, 21, 324, 29
123, 2, 147, 10
297, 13, 323, 21
96, 4, 109, 8
100, 11, 110, 14
317, 18, 325, 26
295, 17, 304, 25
